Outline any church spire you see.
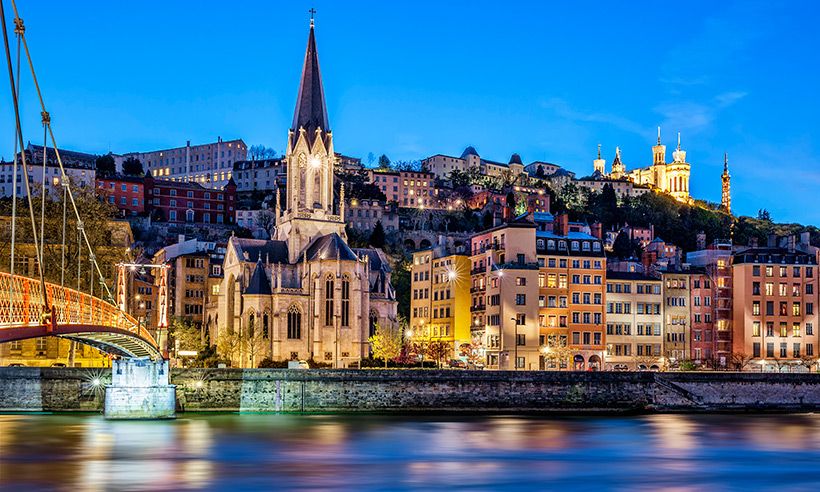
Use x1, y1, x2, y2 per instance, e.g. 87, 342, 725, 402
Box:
291, 11, 329, 145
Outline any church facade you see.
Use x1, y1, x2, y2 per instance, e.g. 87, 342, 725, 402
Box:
597, 129, 692, 203
212, 19, 397, 368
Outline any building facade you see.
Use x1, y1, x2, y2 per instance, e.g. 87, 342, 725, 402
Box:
213, 19, 397, 368
732, 234, 819, 371
96, 174, 146, 215
369, 169, 437, 208
663, 271, 691, 364
604, 272, 664, 371
120, 137, 246, 188
144, 174, 236, 224
1, 143, 95, 197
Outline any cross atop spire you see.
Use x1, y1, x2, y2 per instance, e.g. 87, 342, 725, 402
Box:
309, 8, 316, 26
677, 132, 681, 151
597, 143, 601, 159
657, 126, 661, 145
723, 152, 729, 173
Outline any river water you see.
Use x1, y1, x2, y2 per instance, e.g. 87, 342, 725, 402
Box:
1, 413, 819, 491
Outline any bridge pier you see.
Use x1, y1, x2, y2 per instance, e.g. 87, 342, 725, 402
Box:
104, 358, 176, 419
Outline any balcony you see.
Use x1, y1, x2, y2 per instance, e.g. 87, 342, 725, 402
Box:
470, 286, 486, 293
470, 266, 487, 275
494, 261, 540, 271
470, 304, 486, 312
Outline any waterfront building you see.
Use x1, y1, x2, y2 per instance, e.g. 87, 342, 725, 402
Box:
469, 221, 541, 370
118, 137, 246, 189
410, 242, 471, 357
663, 271, 691, 364
95, 174, 146, 215
732, 234, 819, 371
213, 18, 397, 368
534, 213, 607, 370
689, 269, 716, 365
687, 241, 734, 366
0, 143, 95, 197
604, 272, 664, 371
368, 169, 437, 208
144, 173, 236, 224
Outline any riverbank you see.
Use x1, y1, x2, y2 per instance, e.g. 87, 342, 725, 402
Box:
1, 367, 819, 413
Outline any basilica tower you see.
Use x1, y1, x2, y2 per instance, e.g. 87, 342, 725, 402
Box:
722, 152, 731, 214
276, 17, 345, 262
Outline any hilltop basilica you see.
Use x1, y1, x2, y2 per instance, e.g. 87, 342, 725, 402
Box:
213, 18, 397, 367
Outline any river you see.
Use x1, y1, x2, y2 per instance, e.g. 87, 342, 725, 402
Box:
1, 413, 819, 491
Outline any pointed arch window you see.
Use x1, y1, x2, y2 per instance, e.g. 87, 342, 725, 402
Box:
325, 275, 335, 326
262, 312, 269, 339
341, 275, 350, 327
287, 305, 302, 339
247, 311, 255, 338
369, 310, 379, 338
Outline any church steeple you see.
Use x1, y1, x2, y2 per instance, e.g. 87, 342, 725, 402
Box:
722, 152, 731, 214
291, 15, 329, 146
652, 126, 666, 165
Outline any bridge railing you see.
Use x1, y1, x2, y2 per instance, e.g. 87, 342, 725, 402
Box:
0, 272, 156, 345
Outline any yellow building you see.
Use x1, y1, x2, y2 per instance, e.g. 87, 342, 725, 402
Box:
411, 244, 471, 356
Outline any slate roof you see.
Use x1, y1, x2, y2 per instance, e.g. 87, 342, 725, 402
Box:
460, 146, 479, 158
353, 248, 392, 273
245, 260, 272, 295
305, 233, 358, 262
231, 237, 289, 263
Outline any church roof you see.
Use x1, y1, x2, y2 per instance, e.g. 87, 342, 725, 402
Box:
291, 22, 329, 146
305, 233, 358, 262
245, 260, 271, 295
353, 248, 392, 273
231, 237, 289, 263
460, 146, 479, 158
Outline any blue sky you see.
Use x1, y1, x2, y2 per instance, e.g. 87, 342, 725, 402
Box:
2, 1, 818, 224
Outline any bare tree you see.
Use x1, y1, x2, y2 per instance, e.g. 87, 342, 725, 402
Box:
255, 209, 277, 238
730, 352, 754, 371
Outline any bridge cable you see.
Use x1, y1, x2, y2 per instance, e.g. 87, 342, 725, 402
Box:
38, 122, 46, 264
60, 182, 66, 287
7, 2, 19, 282
1, 0, 50, 312
9, 0, 116, 304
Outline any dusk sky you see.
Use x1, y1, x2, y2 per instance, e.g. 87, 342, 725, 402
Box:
2, 0, 818, 224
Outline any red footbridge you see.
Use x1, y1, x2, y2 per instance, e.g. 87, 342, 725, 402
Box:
0, 273, 161, 359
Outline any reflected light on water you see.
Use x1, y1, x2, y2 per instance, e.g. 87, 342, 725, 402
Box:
3, 413, 820, 490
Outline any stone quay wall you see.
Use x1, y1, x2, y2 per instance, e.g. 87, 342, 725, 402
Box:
2, 367, 820, 413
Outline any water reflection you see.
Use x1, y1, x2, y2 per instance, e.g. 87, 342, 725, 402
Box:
1, 413, 820, 490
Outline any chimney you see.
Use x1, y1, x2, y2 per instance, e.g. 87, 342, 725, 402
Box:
800, 231, 810, 247
696, 231, 706, 251
590, 222, 603, 240
767, 233, 777, 248
788, 235, 796, 253
555, 213, 570, 237
178, 234, 185, 244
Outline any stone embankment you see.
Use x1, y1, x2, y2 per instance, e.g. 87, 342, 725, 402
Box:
2, 367, 819, 413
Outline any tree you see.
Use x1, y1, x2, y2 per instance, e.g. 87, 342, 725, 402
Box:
757, 209, 772, 221
244, 316, 268, 367
535, 165, 545, 178
369, 220, 386, 248
255, 209, 277, 238
368, 322, 403, 368
458, 335, 486, 368
427, 341, 453, 368
367, 152, 376, 166
613, 231, 639, 260
95, 154, 116, 178
543, 335, 572, 370
730, 352, 754, 371
169, 317, 203, 353
122, 156, 144, 176
378, 154, 391, 169
216, 330, 242, 366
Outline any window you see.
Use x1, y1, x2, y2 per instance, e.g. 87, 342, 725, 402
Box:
753, 342, 761, 358
324, 276, 334, 326
766, 343, 774, 358
515, 294, 526, 305
516, 277, 526, 286
515, 313, 526, 325
516, 334, 525, 346
341, 276, 350, 327
287, 305, 301, 339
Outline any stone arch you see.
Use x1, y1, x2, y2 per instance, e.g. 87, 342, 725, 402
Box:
324, 273, 335, 326
419, 238, 432, 249
404, 239, 416, 250
287, 304, 302, 340
341, 274, 351, 328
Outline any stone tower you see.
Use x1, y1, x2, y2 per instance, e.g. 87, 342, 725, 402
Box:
275, 17, 345, 262
593, 144, 606, 175
721, 152, 731, 214
611, 147, 625, 179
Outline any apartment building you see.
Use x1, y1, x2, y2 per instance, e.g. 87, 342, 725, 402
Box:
604, 272, 664, 371
119, 137, 246, 188
690, 269, 716, 365
95, 174, 146, 215
144, 174, 236, 224
732, 234, 819, 371
1, 143, 95, 197
410, 244, 471, 357
369, 169, 437, 208
469, 222, 541, 370
663, 271, 691, 364
687, 241, 734, 365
